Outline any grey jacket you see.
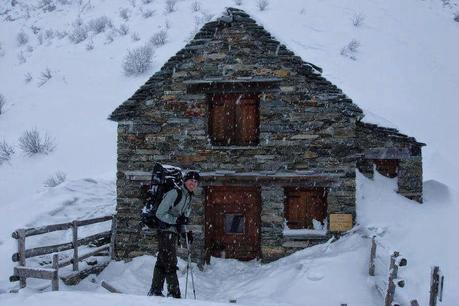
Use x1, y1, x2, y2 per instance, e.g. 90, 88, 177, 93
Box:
155, 185, 193, 233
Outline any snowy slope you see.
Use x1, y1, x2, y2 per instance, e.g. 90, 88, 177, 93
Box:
1, 0, 459, 305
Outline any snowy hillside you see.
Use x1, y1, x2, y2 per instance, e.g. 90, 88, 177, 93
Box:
1, 0, 459, 305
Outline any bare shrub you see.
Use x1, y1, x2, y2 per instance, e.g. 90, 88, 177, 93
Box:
45, 29, 55, 38
234, 0, 242, 5
17, 31, 29, 46
191, 1, 201, 12
123, 44, 153, 76
38, 68, 52, 87
340, 39, 360, 60
68, 25, 88, 44
118, 24, 129, 36
0, 140, 15, 165
56, 31, 67, 39
454, 12, 459, 22
25, 73, 33, 83
26, 45, 34, 52
150, 29, 167, 47
44, 171, 66, 187
88, 16, 112, 34
86, 39, 94, 50
17, 51, 26, 64
257, 0, 269, 11
0, 42, 5, 57
165, 0, 177, 13
39, 0, 56, 12
352, 13, 365, 27
142, 0, 153, 3
0, 94, 5, 115
131, 32, 140, 41
105, 33, 115, 44
18, 129, 55, 156
141, 8, 155, 18
120, 8, 130, 21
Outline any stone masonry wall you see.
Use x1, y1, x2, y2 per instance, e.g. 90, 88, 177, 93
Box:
356, 122, 424, 202
111, 9, 364, 261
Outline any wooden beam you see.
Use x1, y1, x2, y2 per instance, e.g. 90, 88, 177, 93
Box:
101, 281, 122, 294
17, 229, 26, 288
76, 216, 112, 227
12, 231, 111, 261
72, 221, 79, 271
369, 236, 377, 276
52, 254, 59, 291
14, 266, 56, 280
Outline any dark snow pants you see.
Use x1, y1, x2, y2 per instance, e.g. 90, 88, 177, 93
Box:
151, 230, 181, 298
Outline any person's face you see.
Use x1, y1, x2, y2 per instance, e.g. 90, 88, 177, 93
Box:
184, 179, 199, 192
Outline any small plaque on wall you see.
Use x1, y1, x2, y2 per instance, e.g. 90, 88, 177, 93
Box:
329, 214, 353, 232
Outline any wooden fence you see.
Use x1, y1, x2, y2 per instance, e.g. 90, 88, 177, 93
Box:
368, 236, 445, 306
9, 215, 115, 291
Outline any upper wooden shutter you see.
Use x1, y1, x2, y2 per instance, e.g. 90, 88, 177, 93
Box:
236, 95, 259, 145
209, 95, 235, 145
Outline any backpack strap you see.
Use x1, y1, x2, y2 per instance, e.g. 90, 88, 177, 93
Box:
173, 188, 183, 207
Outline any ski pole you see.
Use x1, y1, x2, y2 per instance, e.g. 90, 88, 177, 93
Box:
184, 225, 196, 299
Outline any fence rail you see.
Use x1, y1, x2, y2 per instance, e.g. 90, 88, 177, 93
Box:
10, 215, 115, 291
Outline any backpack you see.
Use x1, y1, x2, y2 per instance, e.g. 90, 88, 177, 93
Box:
140, 163, 183, 229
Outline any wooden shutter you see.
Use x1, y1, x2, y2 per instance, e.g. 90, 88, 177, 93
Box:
236, 95, 259, 145
374, 159, 399, 178
285, 189, 327, 229
209, 95, 235, 144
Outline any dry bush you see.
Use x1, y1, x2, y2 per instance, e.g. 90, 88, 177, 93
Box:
150, 29, 167, 47
340, 39, 360, 60
44, 171, 67, 187
0, 140, 15, 165
352, 13, 365, 27
17, 31, 29, 46
0, 94, 5, 115
165, 0, 177, 13
88, 16, 112, 34
123, 44, 154, 76
257, 0, 269, 11
18, 129, 55, 156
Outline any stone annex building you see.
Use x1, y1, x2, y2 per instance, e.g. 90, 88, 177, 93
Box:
109, 8, 424, 263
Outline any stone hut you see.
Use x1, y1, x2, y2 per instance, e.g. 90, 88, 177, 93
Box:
109, 8, 425, 263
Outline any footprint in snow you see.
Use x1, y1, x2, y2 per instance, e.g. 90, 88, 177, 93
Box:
306, 270, 324, 281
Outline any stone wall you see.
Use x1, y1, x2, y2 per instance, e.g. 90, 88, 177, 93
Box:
356, 122, 424, 202
111, 8, 366, 261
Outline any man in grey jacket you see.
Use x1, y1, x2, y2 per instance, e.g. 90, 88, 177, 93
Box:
148, 170, 200, 298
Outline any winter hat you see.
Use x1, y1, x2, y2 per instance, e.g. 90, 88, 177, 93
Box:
184, 171, 200, 182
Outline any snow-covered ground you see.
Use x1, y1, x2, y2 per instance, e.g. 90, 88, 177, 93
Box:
1, 0, 459, 305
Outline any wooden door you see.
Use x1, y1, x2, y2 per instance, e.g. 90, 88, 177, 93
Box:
205, 186, 261, 260
374, 159, 399, 178
285, 189, 327, 229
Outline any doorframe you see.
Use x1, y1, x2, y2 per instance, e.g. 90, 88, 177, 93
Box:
204, 185, 262, 261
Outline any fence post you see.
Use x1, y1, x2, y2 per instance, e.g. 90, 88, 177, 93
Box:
17, 229, 26, 288
429, 266, 440, 306
72, 220, 79, 271
369, 236, 377, 276
52, 254, 59, 291
384, 251, 399, 306
109, 215, 117, 260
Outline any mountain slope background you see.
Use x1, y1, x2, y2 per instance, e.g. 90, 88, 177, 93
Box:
1, 0, 458, 305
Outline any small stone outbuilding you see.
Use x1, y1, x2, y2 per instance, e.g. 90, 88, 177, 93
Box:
109, 8, 425, 263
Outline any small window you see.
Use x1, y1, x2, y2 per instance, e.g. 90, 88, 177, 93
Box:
208, 93, 259, 146
284, 188, 327, 229
374, 159, 399, 178
224, 214, 245, 234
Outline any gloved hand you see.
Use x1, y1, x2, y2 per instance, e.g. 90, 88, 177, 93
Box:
182, 231, 193, 245
176, 215, 189, 226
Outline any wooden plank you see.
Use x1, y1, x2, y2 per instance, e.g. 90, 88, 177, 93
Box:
429, 266, 440, 306
109, 216, 117, 259
74, 245, 109, 263
11, 216, 112, 239
14, 266, 56, 280
101, 280, 122, 293
75, 215, 112, 227
384, 252, 399, 306
61, 261, 110, 286
369, 236, 377, 276
72, 221, 79, 271
17, 229, 26, 288
12, 222, 73, 239
12, 231, 111, 261
52, 254, 59, 291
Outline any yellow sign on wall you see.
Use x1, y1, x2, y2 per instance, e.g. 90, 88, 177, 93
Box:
329, 214, 353, 232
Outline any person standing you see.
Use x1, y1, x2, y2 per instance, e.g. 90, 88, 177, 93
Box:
148, 171, 200, 298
